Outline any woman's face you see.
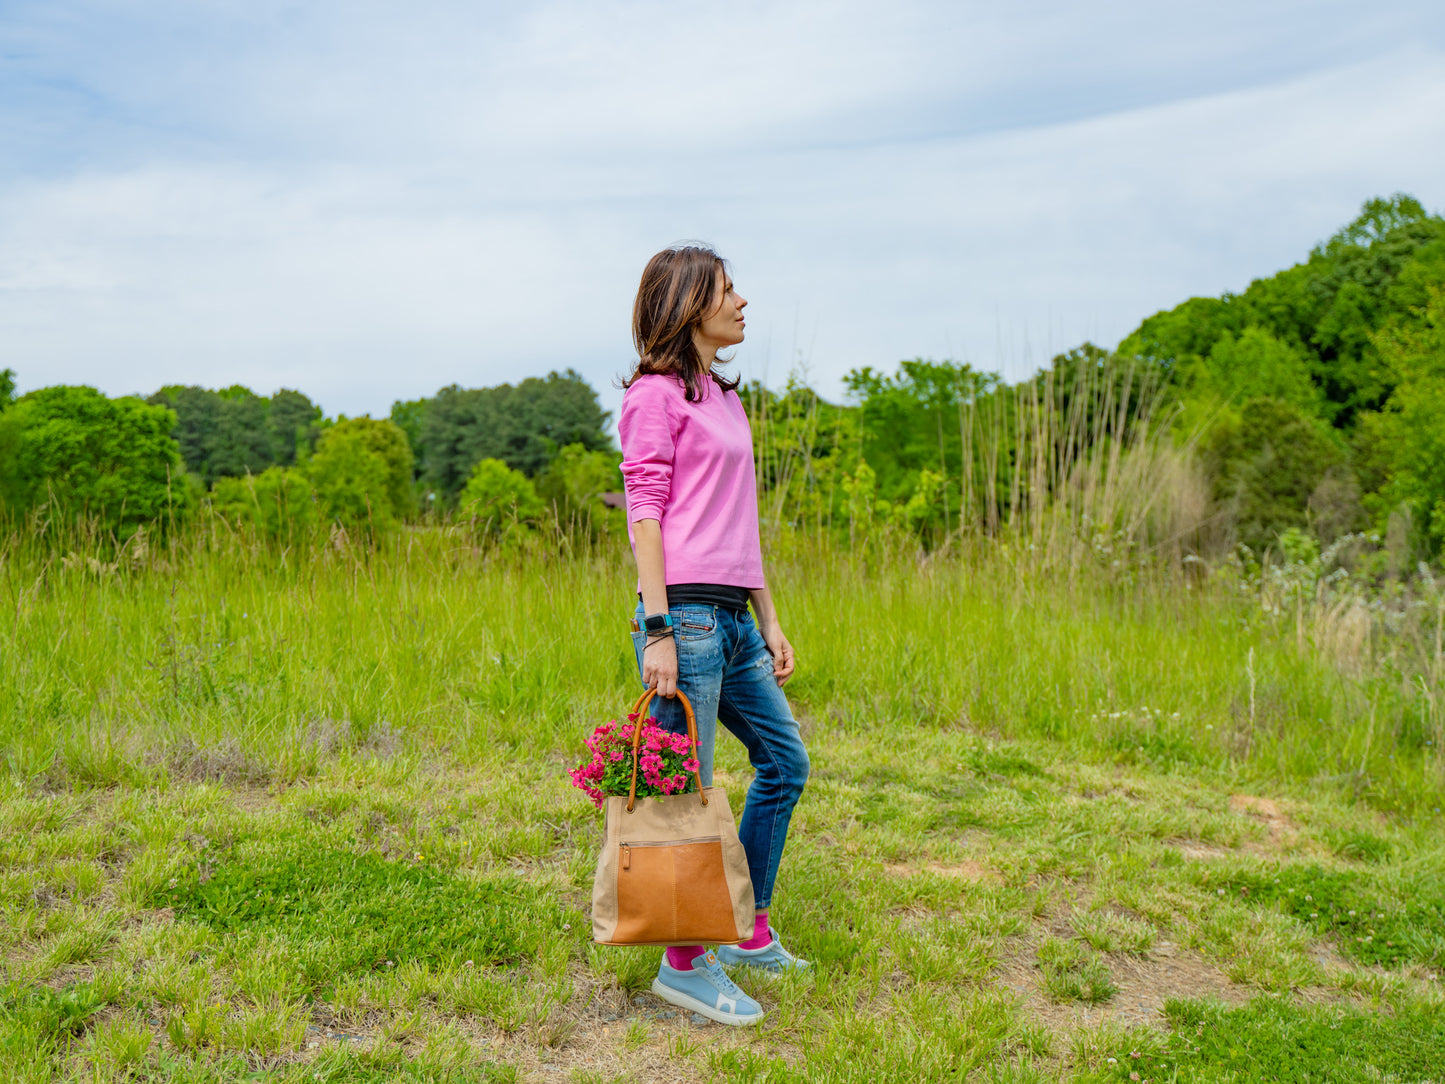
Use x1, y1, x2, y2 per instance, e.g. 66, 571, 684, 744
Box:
693, 268, 747, 356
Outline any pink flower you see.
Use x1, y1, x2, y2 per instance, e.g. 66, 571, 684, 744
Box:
571, 717, 697, 806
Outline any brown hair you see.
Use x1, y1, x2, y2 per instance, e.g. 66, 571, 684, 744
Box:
624, 244, 741, 402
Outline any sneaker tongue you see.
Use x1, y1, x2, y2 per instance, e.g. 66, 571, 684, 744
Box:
704, 951, 719, 966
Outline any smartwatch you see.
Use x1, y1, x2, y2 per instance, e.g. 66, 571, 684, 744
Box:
642, 612, 674, 635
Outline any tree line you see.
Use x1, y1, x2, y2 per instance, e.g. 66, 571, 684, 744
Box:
2, 194, 1442, 565
0, 370, 619, 543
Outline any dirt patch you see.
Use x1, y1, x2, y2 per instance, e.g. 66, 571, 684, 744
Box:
120, 906, 176, 932
1228, 794, 1297, 847
997, 938, 1249, 1033
271, 965, 779, 1083
884, 859, 1002, 884
1166, 840, 1233, 861
161, 737, 273, 787
302, 718, 403, 760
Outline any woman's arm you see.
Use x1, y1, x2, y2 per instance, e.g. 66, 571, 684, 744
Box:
632, 518, 679, 697
748, 582, 795, 686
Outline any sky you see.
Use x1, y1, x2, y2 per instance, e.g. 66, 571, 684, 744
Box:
2, 1, 1444, 430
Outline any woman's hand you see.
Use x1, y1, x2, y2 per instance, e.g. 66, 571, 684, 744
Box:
642, 635, 679, 698
761, 624, 795, 686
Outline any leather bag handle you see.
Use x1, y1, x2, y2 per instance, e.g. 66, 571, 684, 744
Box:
625, 687, 707, 812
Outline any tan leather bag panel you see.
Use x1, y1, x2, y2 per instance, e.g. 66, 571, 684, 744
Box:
612, 840, 734, 944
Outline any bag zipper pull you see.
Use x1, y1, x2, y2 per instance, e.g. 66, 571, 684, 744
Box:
621, 843, 630, 870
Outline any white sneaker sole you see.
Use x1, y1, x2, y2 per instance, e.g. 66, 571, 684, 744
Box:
650, 977, 764, 1026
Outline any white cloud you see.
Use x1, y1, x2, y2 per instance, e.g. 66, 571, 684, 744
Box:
0, 1, 1442, 426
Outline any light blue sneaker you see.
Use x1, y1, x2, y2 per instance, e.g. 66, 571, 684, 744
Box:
715, 927, 811, 973
651, 950, 765, 1026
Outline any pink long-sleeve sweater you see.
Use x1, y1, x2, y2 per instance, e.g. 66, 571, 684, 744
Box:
618, 373, 765, 589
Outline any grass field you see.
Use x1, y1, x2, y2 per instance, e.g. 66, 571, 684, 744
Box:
2, 528, 1443, 1082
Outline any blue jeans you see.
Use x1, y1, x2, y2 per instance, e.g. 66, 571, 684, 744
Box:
630, 603, 810, 910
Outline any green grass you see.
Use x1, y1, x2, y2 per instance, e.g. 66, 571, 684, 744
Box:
1037, 937, 1118, 1004
156, 843, 565, 981
1, 531, 1443, 1080
1194, 861, 1445, 970
1070, 997, 1445, 1083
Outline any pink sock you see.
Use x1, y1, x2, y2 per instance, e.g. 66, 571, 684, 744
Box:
666, 945, 705, 971
739, 911, 771, 950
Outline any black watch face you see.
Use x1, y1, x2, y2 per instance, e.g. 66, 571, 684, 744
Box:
645, 616, 668, 633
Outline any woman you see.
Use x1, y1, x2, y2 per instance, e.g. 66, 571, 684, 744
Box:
619, 244, 811, 1027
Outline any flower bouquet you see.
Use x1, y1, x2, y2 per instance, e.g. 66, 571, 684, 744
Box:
568, 712, 700, 809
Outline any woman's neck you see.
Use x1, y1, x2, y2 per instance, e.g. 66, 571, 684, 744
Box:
691, 332, 720, 369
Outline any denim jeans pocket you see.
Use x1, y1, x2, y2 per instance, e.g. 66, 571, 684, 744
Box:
672, 605, 718, 642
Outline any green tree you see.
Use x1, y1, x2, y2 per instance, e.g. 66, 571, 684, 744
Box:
1187, 326, 1325, 420
211, 468, 318, 542
210, 385, 273, 477
745, 379, 861, 531
266, 390, 323, 466
1119, 296, 1244, 378
459, 458, 543, 539
305, 417, 414, 530
1120, 193, 1445, 429
1205, 397, 1346, 552
419, 370, 612, 500
388, 397, 428, 480
536, 443, 623, 536
0, 386, 187, 536
306, 430, 395, 531
148, 385, 265, 485
1319, 193, 1432, 252
1357, 286, 1445, 552
147, 385, 323, 485
844, 358, 995, 511
0, 368, 15, 411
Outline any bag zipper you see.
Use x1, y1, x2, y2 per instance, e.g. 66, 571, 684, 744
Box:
620, 836, 722, 870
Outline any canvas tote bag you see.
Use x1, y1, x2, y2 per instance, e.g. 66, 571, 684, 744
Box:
591, 688, 754, 946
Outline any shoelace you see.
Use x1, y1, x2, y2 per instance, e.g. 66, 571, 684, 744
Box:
702, 957, 746, 996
